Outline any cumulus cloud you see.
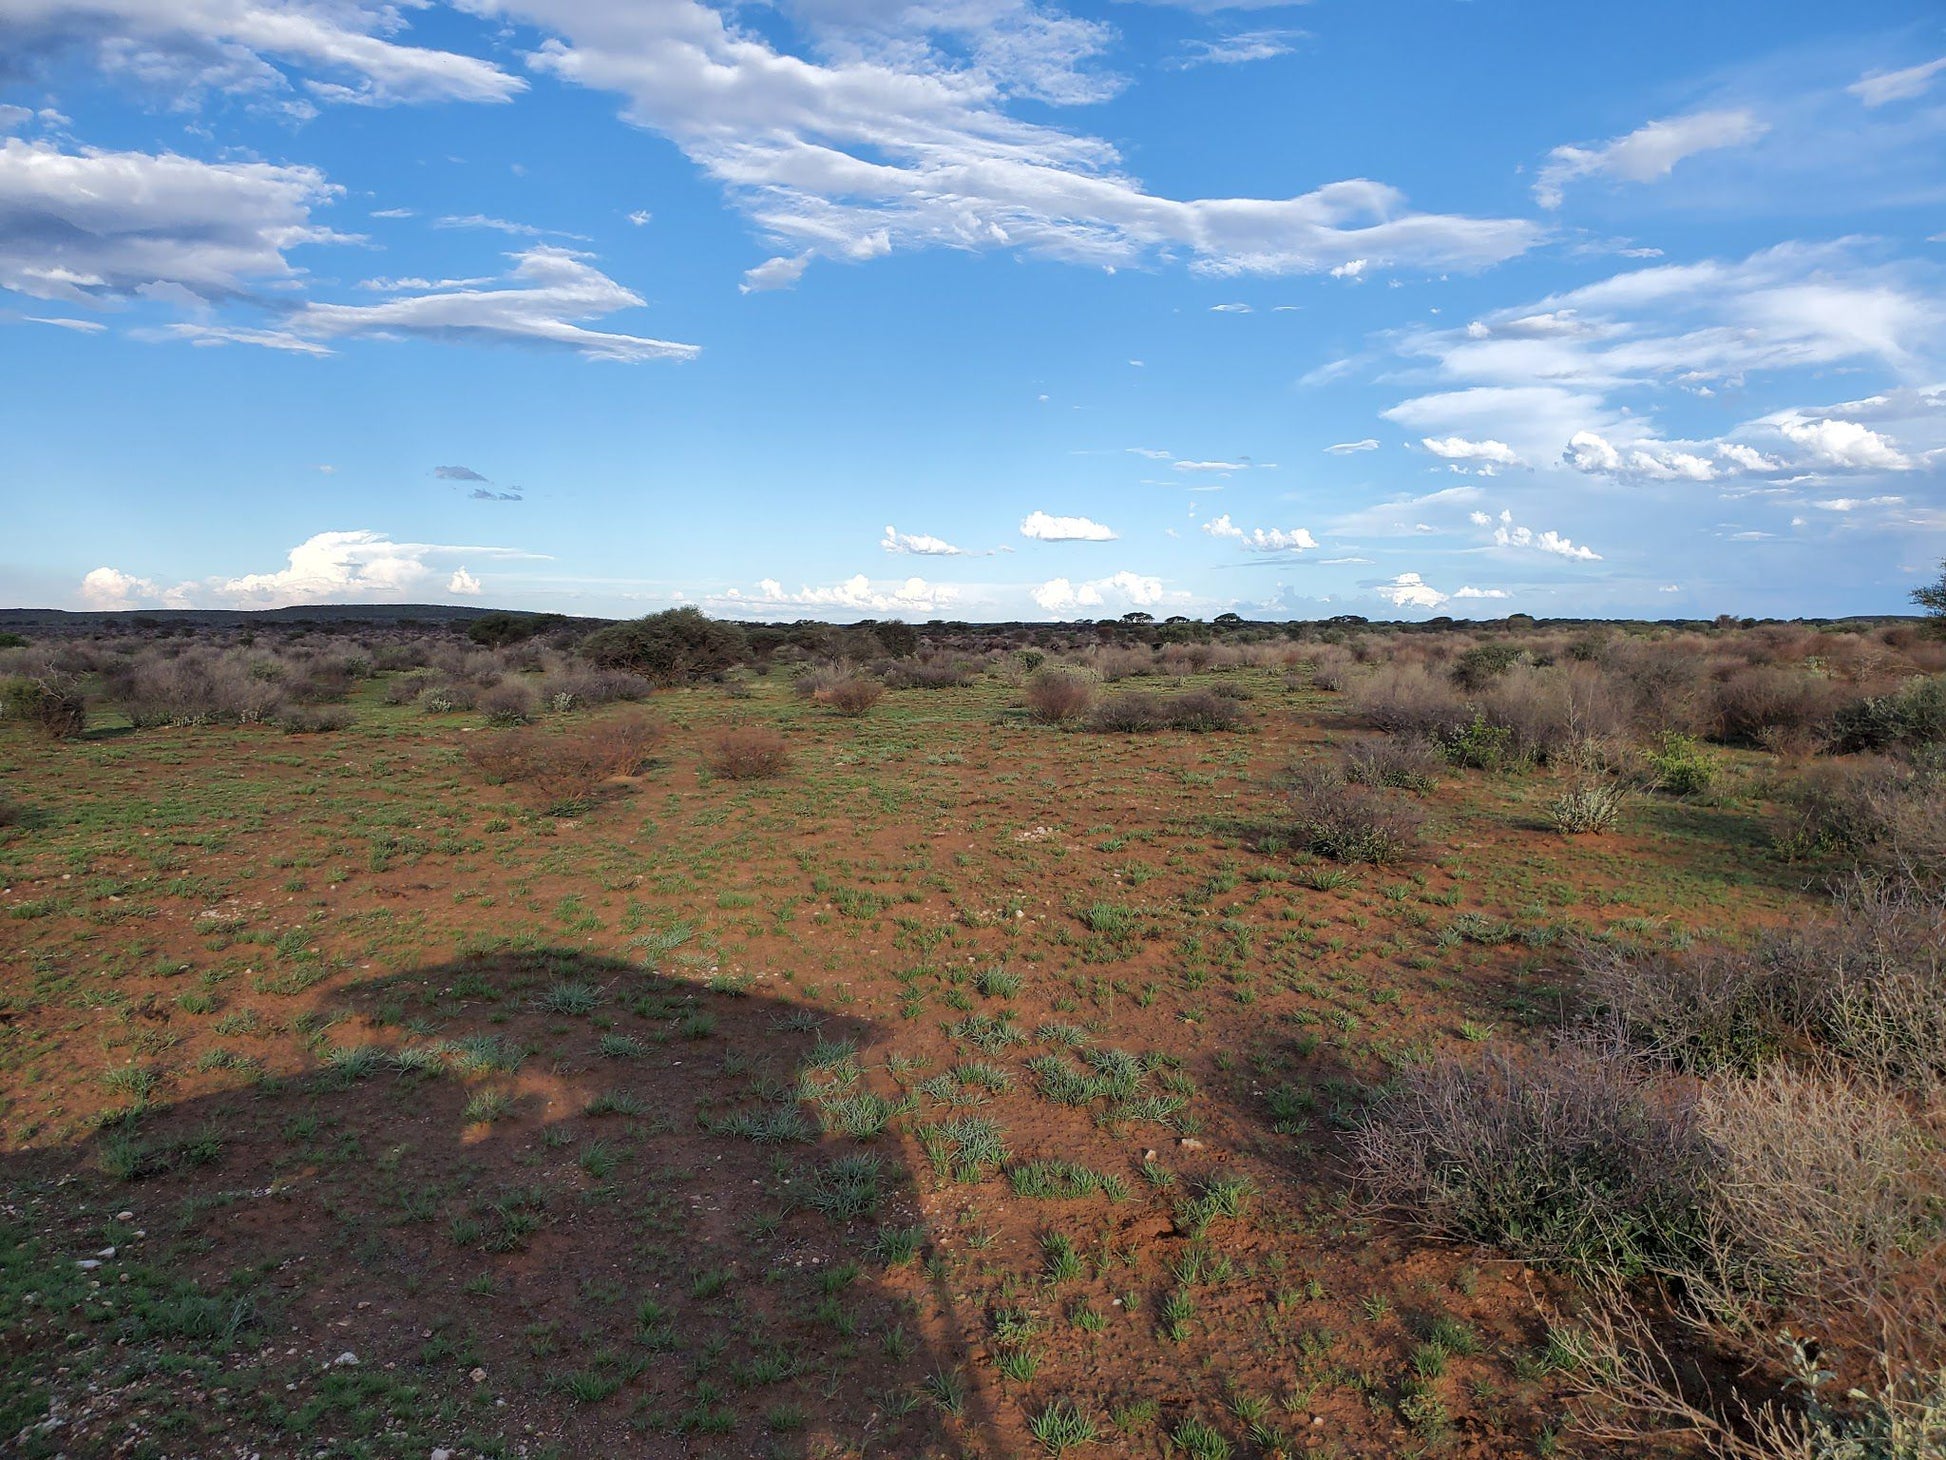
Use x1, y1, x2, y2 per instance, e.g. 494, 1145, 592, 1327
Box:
1849, 56, 1946, 108
447, 567, 483, 595
79, 565, 188, 610
82, 530, 543, 610
456, 0, 1538, 288
1201, 514, 1317, 552
1534, 109, 1769, 208
1373, 572, 1448, 610
1021, 510, 1117, 541
1324, 438, 1379, 454
718, 574, 957, 615
881, 524, 965, 555
1469, 508, 1601, 561
1421, 435, 1523, 470
1031, 570, 1166, 615
1774, 415, 1911, 471
1452, 585, 1512, 599
0, 0, 525, 108
0, 136, 345, 305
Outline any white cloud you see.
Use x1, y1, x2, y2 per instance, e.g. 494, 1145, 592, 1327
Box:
1031, 570, 1166, 615
458, 0, 1539, 287
447, 567, 483, 595
0, 0, 525, 107
1849, 56, 1946, 108
1563, 430, 1718, 482
721, 574, 957, 615
0, 136, 345, 305
435, 213, 588, 240
1452, 585, 1512, 599
1811, 496, 1904, 511
1534, 109, 1769, 208
1774, 415, 1911, 471
1173, 459, 1248, 473
1373, 572, 1447, 610
1324, 438, 1379, 454
1127, 447, 1174, 459
1330, 484, 1484, 538
1021, 510, 1116, 541
1171, 29, 1302, 69
1330, 258, 1367, 279
1421, 435, 1523, 467
79, 565, 189, 610
1471, 507, 1602, 561
881, 524, 964, 555
82, 530, 542, 611
1201, 514, 1317, 552
1209, 302, 1251, 313
247, 247, 695, 361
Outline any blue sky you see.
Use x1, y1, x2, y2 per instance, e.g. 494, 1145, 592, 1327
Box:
1, 0, 1941, 621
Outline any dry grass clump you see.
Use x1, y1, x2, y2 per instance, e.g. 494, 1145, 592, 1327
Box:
703, 726, 791, 780
815, 676, 884, 716
1283, 764, 1424, 864
1023, 668, 1095, 724
466, 711, 665, 813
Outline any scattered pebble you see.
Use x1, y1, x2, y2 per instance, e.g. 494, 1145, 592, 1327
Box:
333, 1353, 359, 1367
469, 1368, 487, 1384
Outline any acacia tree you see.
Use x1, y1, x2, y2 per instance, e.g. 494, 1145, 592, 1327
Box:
1914, 560, 1946, 634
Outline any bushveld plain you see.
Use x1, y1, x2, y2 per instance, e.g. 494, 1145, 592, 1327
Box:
1, 610, 1942, 1460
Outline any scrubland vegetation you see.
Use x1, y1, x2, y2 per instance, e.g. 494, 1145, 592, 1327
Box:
1, 600, 1943, 1458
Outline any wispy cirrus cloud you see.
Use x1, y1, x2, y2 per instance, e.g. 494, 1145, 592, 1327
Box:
1533, 108, 1769, 208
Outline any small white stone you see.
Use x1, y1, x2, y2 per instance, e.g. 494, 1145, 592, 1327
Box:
333, 1352, 359, 1367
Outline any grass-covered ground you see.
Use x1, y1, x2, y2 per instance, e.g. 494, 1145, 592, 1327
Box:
0, 657, 1876, 1458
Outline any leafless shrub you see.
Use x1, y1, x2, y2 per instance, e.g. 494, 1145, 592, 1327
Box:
1341, 734, 1443, 793
279, 706, 353, 735
535, 666, 652, 711
1353, 1043, 1713, 1281
466, 712, 665, 813
1, 674, 87, 739
381, 672, 433, 706
1480, 664, 1634, 765
417, 679, 479, 714
1086, 645, 1156, 681
1284, 764, 1424, 864
704, 726, 791, 780
478, 679, 539, 726
882, 659, 973, 690
1710, 666, 1844, 747
1024, 668, 1094, 724
816, 677, 884, 716
1779, 759, 1946, 885
1350, 664, 1471, 741
113, 652, 287, 727
1168, 690, 1243, 731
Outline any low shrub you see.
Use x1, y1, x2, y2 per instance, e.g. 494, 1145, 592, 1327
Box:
112, 653, 286, 728
534, 667, 652, 711
815, 677, 884, 716
1451, 642, 1526, 691
1284, 765, 1424, 864
1644, 731, 1713, 795
1354, 1045, 1715, 1283
1341, 734, 1443, 793
1830, 674, 1946, 753
1548, 778, 1631, 834
1, 675, 87, 739
1024, 669, 1094, 724
1709, 666, 1843, 748
466, 712, 665, 813
279, 706, 353, 735
417, 679, 478, 714
1087, 692, 1168, 733
1779, 758, 1946, 884
883, 659, 973, 690
478, 679, 539, 726
578, 607, 748, 685
1351, 665, 1471, 741
704, 727, 790, 780
1167, 691, 1243, 732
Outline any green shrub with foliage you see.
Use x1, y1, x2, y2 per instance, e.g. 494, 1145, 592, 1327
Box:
577, 608, 749, 685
